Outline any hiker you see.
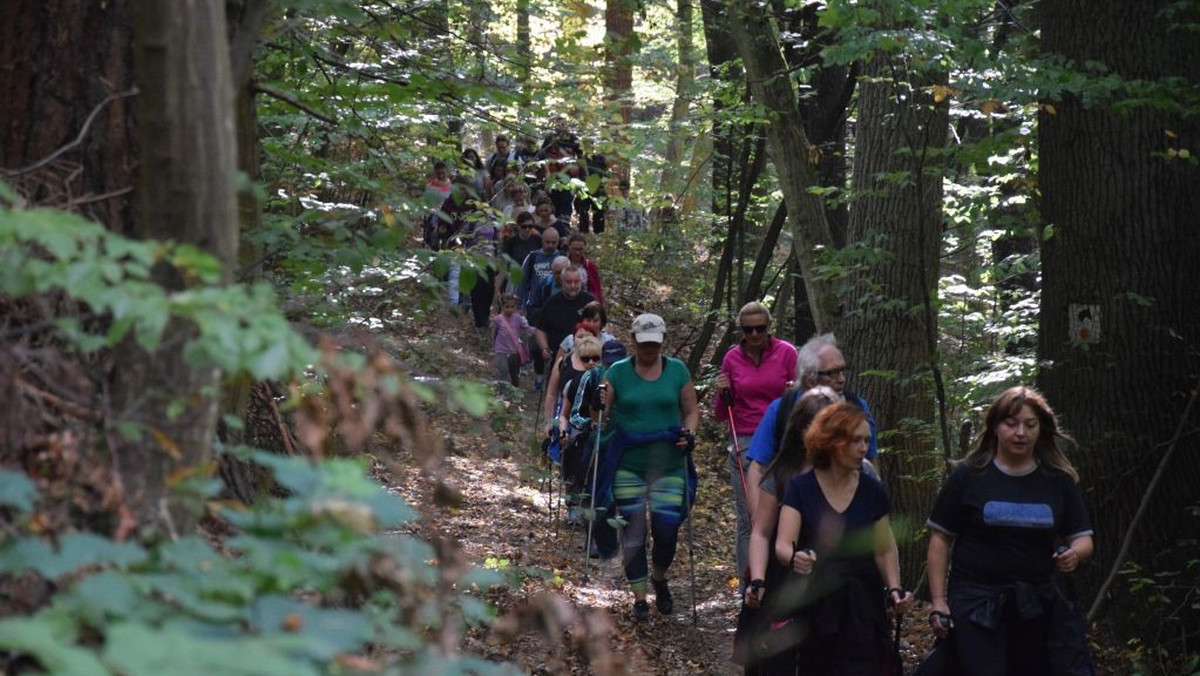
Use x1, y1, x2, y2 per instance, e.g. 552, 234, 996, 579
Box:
922, 386, 1094, 676
516, 228, 560, 313
532, 195, 570, 241
713, 301, 797, 591
423, 160, 452, 208
736, 386, 838, 673
599, 313, 700, 621
744, 333, 878, 515
459, 147, 488, 198
486, 134, 516, 177
773, 402, 910, 674
569, 338, 628, 560
534, 266, 595, 393
500, 181, 534, 220
490, 294, 534, 387
465, 213, 501, 333
577, 152, 607, 234
543, 326, 602, 438
538, 117, 586, 221
565, 233, 604, 304
497, 212, 541, 293
554, 301, 614, 363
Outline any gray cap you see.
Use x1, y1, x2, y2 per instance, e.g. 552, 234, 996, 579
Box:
631, 313, 666, 344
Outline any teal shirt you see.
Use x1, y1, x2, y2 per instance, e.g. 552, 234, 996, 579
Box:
605, 356, 691, 474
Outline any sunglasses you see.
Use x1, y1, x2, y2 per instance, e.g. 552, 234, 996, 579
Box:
580, 355, 601, 363
519, 224, 532, 229
740, 324, 769, 334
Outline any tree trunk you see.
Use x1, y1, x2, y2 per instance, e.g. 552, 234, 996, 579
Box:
1037, 0, 1200, 630
660, 0, 697, 196
726, 0, 838, 331
108, 0, 239, 529
604, 0, 637, 129
0, 0, 137, 230
835, 54, 949, 588
516, 0, 532, 119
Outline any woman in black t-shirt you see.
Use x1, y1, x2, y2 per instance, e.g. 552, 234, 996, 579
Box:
925, 386, 1094, 676
773, 403, 911, 675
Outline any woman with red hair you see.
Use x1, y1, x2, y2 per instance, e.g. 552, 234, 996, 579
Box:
773, 402, 911, 674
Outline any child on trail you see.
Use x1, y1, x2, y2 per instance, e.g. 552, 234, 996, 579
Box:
490, 294, 533, 387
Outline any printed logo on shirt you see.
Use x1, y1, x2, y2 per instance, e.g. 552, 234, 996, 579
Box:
982, 501, 1054, 529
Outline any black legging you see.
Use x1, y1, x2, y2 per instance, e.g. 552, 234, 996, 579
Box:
469, 270, 495, 329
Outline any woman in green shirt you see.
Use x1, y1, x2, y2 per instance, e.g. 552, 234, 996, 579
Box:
602, 313, 700, 621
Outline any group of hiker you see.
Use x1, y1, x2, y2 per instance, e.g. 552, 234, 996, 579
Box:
421, 124, 1096, 674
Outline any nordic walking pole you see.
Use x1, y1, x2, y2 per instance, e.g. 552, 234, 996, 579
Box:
681, 428, 699, 628
721, 389, 751, 508
583, 383, 606, 583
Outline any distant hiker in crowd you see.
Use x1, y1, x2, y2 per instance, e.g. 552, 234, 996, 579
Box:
460, 147, 488, 198
528, 256, 569, 323
713, 301, 798, 591
535, 265, 595, 393
554, 301, 613, 364
577, 153, 607, 234
497, 212, 541, 294
736, 386, 838, 674
499, 181, 534, 220
773, 402, 910, 674
745, 333, 879, 516
532, 195, 570, 241
922, 386, 1094, 676
516, 227, 561, 314
600, 313, 699, 621
565, 233, 604, 304
608, 179, 646, 233
490, 294, 533, 387
465, 214, 500, 334
538, 117, 586, 221
486, 134, 516, 177
423, 160, 452, 208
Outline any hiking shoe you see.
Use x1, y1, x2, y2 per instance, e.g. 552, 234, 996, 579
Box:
652, 577, 673, 614
631, 600, 650, 622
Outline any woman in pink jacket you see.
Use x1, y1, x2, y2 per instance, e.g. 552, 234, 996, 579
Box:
713, 301, 797, 590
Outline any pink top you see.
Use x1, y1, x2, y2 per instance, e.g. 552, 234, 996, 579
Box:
714, 337, 797, 435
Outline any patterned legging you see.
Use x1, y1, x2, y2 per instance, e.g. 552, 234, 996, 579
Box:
614, 465, 687, 592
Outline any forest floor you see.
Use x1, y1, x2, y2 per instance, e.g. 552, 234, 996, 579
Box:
373, 297, 943, 675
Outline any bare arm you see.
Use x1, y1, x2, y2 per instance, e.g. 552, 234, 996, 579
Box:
745, 487, 780, 608
927, 529, 955, 635
774, 505, 814, 573
542, 359, 563, 431
746, 460, 766, 516
1054, 534, 1094, 573
874, 516, 911, 612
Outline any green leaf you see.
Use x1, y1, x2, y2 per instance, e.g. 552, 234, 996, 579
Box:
0, 533, 147, 579
103, 623, 316, 676
0, 469, 37, 511
0, 614, 109, 676
246, 595, 373, 660
66, 571, 142, 622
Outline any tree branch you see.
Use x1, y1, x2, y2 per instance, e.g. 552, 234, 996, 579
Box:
1, 89, 138, 178
1087, 381, 1200, 622
251, 83, 339, 125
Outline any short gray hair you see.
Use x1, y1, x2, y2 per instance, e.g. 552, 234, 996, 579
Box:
797, 333, 839, 383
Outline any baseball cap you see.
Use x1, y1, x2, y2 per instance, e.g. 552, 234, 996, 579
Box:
631, 314, 666, 344
601, 339, 628, 366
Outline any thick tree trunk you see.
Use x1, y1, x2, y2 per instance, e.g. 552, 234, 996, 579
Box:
516, 0, 532, 119
836, 54, 949, 587
1037, 0, 1200, 629
660, 0, 697, 196
0, 0, 137, 230
604, 0, 636, 128
109, 0, 239, 529
726, 0, 837, 331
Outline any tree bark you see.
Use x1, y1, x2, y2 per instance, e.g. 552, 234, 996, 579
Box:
660, 0, 697, 196
1037, 0, 1200, 620
726, 0, 838, 331
604, 0, 637, 128
0, 0, 137, 230
108, 0, 240, 529
836, 53, 949, 587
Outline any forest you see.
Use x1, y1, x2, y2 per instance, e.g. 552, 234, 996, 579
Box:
0, 0, 1198, 674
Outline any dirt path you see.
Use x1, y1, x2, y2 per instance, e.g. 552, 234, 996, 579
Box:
383, 305, 748, 674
